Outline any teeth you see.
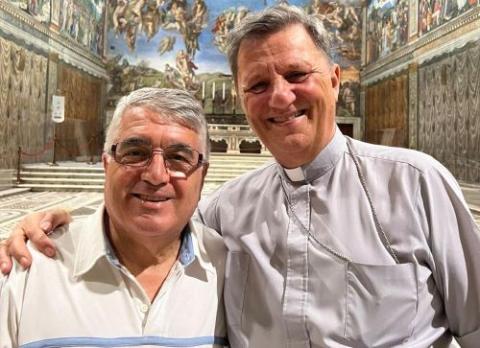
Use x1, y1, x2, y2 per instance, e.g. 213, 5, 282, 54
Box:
138, 194, 168, 202
270, 111, 303, 123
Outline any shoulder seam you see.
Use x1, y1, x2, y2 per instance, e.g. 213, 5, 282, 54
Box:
346, 151, 427, 175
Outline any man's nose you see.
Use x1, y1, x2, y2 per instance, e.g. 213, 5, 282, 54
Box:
268, 78, 296, 110
140, 152, 170, 185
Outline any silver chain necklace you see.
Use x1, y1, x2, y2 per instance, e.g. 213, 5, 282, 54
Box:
280, 137, 400, 264
280, 178, 352, 263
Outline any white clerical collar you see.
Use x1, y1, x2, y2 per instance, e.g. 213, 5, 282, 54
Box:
284, 167, 305, 182
281, 126, 346, 183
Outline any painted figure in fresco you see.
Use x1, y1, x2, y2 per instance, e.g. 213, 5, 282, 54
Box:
112, 0, 129, 34
61, 0, 74, 33
169, 0, 188, 33
9, 0, 28, 11
163, 63, 187, 90
28, 0, 37, 15
185, 0, 207, 57
341, 82, 356, 117
27, 0, 50, 22
397, 0, 409, 45
125, 21, 139, 51
131, 0, 147, 19
432, 0, 443, 26
175, 49, 198, 90
457, 0, 467, 10
142, 0, 162, 41
157, 36, 176, 56
212, 7, 249, 54
420, 0, 433, 34
308, 0, 362, 62
192, 0, 207, 28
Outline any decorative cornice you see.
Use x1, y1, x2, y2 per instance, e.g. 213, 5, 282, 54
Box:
361, 6, 480, 85
0, 2, 107, 79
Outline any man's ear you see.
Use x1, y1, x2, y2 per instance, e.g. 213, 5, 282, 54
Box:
198, 163, 209, 193
201, 162, 209, 180
102, 153, 110, 172
331, 64, 341, 102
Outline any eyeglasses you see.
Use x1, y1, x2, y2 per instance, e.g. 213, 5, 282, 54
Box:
111, 138, 206, 178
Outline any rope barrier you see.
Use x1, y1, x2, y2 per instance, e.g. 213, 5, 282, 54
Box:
19, 131, 102, 157
16, 130, 104, 182
20, 138, 55, 157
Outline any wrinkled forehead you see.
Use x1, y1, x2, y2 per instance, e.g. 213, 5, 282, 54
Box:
234, 24, 328, 77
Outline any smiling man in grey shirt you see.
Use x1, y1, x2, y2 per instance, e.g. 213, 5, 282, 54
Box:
1, 4, 480, 348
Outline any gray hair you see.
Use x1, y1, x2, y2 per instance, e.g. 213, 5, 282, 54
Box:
104, 87, 210, 159
226, 4, 332, 84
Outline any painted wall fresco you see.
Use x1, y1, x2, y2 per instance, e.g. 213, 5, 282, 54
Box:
58, 0, 106, 55
366, 0, 480, 63
6, 0, 106, 56
366, 0, 409, 63
106, 0, 362, 117
418, 0, 478, 36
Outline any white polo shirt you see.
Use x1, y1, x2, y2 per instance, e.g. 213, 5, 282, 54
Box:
0, 204, 228, 348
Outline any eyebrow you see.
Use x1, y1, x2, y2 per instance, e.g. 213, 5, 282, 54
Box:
120, 137, 150, 145
118, 138, 198, 153
165, 143, 196, 153
279, 61, 313, 73
242, 61, 313, 83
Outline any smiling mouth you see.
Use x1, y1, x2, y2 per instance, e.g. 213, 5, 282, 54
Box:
268, 110, 306, 124
133, 194, 170, 203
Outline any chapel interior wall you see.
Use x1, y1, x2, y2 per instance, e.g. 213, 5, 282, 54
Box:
364, 73, 409, 148
417, 43, 480, 183
362, 3, 480, 184
55, 63, 105, 162
0, 35, 49, 171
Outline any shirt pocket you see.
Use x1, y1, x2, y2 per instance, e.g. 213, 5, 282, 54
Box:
224, 251, 250, 328
345, 262, 418, 347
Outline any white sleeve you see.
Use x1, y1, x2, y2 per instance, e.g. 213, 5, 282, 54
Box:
0, 265, 25, 348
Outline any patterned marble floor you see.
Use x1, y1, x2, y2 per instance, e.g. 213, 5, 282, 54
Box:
1, 188, 479, 240
0, 191, 103, 239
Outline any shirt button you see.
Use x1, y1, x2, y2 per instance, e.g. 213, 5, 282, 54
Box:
139, 303, 149, 313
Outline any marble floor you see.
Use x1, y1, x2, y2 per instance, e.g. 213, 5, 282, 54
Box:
0, 186, 479, 240
0, 191, 103, 239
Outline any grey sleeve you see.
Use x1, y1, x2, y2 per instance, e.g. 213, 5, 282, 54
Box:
194, 186, 222, 233
416, 163, 480, 346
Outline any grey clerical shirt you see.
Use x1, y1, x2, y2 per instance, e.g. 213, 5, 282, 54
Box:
197, 128, 480, 348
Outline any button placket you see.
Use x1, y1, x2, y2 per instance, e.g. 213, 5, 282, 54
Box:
282, 183, 311, 345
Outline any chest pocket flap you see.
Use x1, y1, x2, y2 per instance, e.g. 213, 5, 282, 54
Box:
346, 262, 418, 347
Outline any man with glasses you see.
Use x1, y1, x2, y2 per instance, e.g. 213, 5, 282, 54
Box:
0, 88, 228, 347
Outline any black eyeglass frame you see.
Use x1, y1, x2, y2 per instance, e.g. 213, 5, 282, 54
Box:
110, 142, 207, 177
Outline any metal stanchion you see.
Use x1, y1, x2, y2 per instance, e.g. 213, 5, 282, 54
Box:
16, 146, 22, 184
87, 134, 96, 165
48, 124, 59, 166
